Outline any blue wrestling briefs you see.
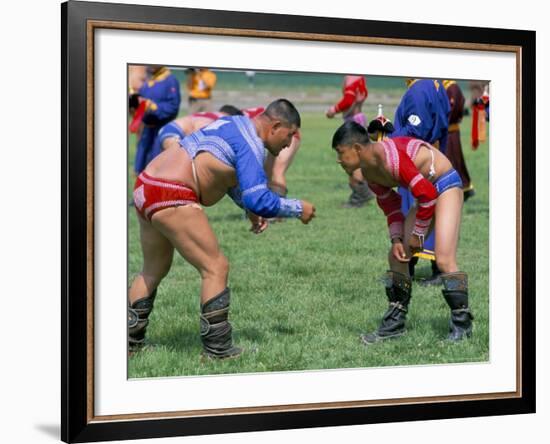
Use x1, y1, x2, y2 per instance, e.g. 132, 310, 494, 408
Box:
434, 168, 463, 195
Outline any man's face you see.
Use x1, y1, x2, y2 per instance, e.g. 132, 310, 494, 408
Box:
147, 65, 163, 76
334, 144, 360, 175
266, 122, 298, 156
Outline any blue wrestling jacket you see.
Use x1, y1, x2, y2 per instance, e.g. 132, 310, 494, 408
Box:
391, 79, 451, 152
151, 121, 186, 158
139, 69, 181, 126
180, 116, 303, 218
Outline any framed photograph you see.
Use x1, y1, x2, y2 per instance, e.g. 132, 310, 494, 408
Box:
62, 0, 535, 442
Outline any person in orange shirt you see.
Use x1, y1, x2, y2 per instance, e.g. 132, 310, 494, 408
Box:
186, 68, 217, 113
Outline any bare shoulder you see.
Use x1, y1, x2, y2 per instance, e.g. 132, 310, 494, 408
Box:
369, 142, 386, 165
174, 116, 187, 126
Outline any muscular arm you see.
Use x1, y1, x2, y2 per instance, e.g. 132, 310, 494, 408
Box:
234, 149, 302, 218
157, 121, 185, 151
230, 139, 302, 218
368, 183, 405, 241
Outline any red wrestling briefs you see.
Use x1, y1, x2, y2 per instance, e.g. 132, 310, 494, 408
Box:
133, 172, 200, 221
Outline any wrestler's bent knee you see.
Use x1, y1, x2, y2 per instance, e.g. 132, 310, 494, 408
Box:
435, 256, 457, 274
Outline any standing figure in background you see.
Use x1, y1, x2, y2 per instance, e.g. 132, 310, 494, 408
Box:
186, 68, 217, 113
128, 65, 148, 140
326, 75, 373, 208
469, 80, 489, 147
245, 71, 256, 88
129, 65, 147, 95
443, 80, 475, 201
131, 65, 181, 175
471, 84, 490, 149
389, 78, 451, 284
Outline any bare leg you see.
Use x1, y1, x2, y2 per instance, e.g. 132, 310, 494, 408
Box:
265, 137, 300, 192
344, 168, 373, 208
434, 188, 463, 273
362, 209, 415, 345
151, 205, 228, 304
152, 205, 242, 357
433, 187, 472, 340
350, 168, 365, 187
129, 214, 174, 304
128, 214, 174, 347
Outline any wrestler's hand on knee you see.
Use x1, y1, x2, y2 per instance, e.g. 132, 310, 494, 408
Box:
391, 239, 410, 263
300, 200, 316, 224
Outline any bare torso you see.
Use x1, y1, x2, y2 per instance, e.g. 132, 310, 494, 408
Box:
161, 116, 217, 151
173, 115, 217, 136
144, 145, 237, 206
361, 142, 453, 187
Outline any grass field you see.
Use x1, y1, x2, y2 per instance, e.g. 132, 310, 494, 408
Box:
128, 82, 489, 378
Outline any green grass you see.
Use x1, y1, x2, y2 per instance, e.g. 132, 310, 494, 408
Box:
127, 111, 489, 378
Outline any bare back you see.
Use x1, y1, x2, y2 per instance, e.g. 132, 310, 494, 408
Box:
173, 115, 217, 136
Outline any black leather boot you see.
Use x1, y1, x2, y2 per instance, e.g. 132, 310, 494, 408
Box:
441, 272, 474, 341
343, 181, 374, 208
361, 271, 412, 345
408, 256, 419, 279
128, 288, 157, 349
200, 288, 243, 359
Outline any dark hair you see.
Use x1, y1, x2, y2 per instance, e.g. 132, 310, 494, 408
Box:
332, 121, 370, 149
218, 104, 244, 116
264, 99, 301, 128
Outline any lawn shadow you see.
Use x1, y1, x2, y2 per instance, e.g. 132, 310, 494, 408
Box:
207, 213, 245, 223
428, 316, 450, 338
152, 324, 268, 353
236, 326, 266, 342
154, 325, 201, 353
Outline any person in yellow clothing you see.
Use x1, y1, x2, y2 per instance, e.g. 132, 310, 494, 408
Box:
186, 68, 217, 113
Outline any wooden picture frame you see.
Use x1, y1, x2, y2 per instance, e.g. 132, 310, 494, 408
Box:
62, 1, 535, 442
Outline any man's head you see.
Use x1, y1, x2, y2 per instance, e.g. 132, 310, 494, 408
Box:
257, 99, 301, 156
218, 104, 244, 116
147, 65, 165, 76
331, 121, 370, 175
